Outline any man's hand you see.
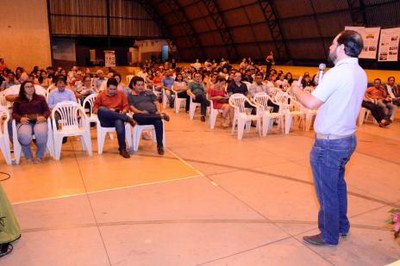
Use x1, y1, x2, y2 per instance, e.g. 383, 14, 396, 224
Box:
142, 110, 149, 114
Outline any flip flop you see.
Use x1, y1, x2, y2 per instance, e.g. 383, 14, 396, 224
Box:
0, 243, 13, 258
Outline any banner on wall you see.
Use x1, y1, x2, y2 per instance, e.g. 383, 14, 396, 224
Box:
104, 50, 116, 67
378, 28, 400, 62
345, 26, 381, 59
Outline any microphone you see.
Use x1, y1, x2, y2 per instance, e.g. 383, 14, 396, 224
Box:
318, 63, 326, 84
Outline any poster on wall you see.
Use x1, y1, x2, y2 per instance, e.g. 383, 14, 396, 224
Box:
378, 28, 400, 62
104, 50, 116, 67
345, 26, 381, 59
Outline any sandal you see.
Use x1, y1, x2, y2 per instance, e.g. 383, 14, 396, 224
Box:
0, 243, 13, 257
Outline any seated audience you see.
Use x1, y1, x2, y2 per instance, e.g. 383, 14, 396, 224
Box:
275, 73, 289, 91
12, 81, 50, 163
47, 75, 76, 109
385, 76, 400, 120
362, 87, 392, 127
187, 72, 209, 122
366, 78, 396, 122
162, 70, 175, 108
93, 78, 136, 158
249, 73, 279, 113
94, 70, 107, 91
128, 77, 170, 155
227, 72, 248, 96
0, 72, 19, 90
75, 75, 96, 102
173, 73, 189, 112
207, 76, 232, 128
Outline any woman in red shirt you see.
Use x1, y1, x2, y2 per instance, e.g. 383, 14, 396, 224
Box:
207, 76, 233, 128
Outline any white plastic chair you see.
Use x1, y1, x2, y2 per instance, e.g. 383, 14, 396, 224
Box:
253, 92, 284, 136
0, 107, 12, 165
51, 101, 92, 160
229, 93, 261, 140
273, 91, 305, 134
189, 96, 201, 120
82, 93, 99, 126
161, 87, 170, 109
208, 99, 224, 129
12, 118, 54, 164
132, 123, 166, 152
358, 107, 374, 125
171, 86, 186, 113
97, 114, 132, 154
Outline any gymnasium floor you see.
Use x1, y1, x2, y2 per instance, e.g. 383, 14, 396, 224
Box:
0, 104, 399, 265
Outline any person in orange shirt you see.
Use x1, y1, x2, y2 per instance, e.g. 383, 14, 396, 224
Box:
365, 78, 396, 122
93, 78, 136, 158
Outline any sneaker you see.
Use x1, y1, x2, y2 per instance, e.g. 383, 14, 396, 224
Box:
157, 147, 164, 155
34, 158, 43, 164
0, 243, 13, 258
201, 116, 205, 122
303, 234, 336, 246
26, 158, 34, 164
119, 149, 130, 159
161, 113, 170, 122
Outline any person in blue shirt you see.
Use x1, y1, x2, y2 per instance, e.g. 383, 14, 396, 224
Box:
47, 75, 77, 109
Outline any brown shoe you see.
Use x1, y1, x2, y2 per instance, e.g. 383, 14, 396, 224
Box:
119, 149, 130, 159
379, 119, 391, 127
127, 118, 136, 127
161, 113, 170, 122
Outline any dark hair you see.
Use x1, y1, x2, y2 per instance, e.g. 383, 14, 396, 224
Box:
374, 78, 381, 83
38, 70, 47, 84
216, 76, 226, 83
113, 73, 121, 82
337, 30, 364, 57
56, 75, 67, 84
107, 77, 118, 87
18, 81, 36, 101
255, 73, 263, 78
388, 76, 395, 81
131, 76, 145, 87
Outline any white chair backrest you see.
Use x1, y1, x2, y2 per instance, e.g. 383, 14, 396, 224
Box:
0, 106, 9, 135
82, 93, 98, 115
253, 92, 270, 111
51, 101, 86, 130
229, 93, 248, 113
0, 94, 7, 107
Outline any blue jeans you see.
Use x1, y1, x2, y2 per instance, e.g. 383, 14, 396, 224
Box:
310, 135, 356, 245
17, 121, 48, 159
97, 107, 130, 151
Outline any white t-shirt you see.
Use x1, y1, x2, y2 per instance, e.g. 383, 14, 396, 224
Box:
312, 57, 367, 135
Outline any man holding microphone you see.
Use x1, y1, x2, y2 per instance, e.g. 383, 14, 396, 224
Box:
292, 30, 367, 246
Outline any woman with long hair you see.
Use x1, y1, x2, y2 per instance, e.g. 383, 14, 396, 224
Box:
12, 81, 50, 163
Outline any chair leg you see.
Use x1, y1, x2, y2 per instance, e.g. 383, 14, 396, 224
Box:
54, 135, 63, 160
285, 113, 292, 134
238, 119, 245, 140
175, 99, 180, 113
0, 140, 11, 165
83, 132, 93, 156
97, 128, 105, 154
209, 111, 217, 129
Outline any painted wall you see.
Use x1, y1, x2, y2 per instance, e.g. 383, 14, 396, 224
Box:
134, 39, 169, 62
0, 0, 51, 71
